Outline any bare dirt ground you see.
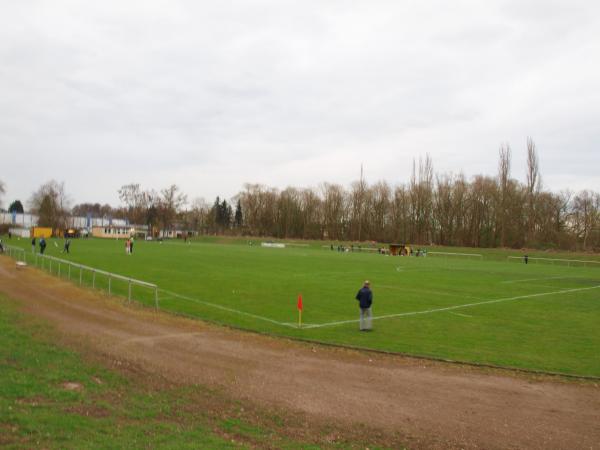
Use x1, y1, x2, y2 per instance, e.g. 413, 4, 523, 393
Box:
1, 256, 599, 449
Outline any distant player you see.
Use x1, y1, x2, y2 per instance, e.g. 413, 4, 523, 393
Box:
524, 254, 529, 264
31, 237, 36, 253
62, 239, 71, 254
39, 237, 47, 254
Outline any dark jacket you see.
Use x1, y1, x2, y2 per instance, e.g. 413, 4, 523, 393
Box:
355, 287, 373, 309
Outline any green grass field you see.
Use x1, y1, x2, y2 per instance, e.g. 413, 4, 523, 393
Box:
5, 236, 600, 377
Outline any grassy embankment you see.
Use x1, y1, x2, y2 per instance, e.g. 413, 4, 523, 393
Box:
0, 293, 392, 449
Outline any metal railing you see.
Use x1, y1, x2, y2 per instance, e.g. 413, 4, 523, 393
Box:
507, 256, 600, 267
2, 244, 159, 308
428, 251, 483, 258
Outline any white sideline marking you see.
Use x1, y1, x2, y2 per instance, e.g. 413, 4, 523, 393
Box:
158, 289, 297, 328
450, 312, 473, 318
501, 276, 579, 284
302, 285, 600, 329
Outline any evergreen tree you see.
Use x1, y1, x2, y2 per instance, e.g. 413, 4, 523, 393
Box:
212, 196, 221, 231
220, 199, 231, 228
234, 200, 243, 227
8, 200, 24, 214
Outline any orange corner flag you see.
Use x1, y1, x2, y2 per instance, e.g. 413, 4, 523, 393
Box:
297, 294, 303, 328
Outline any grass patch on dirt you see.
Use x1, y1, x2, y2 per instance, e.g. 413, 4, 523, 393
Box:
0, 293, 398, 449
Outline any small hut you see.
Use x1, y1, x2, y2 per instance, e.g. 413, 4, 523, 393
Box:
388, 243, 411, 256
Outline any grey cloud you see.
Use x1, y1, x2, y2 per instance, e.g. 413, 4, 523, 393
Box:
1, 1, 599, 206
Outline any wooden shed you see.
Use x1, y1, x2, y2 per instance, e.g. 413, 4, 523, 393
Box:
389, 243, 411, 256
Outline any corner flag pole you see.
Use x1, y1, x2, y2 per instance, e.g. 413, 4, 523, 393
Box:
297, 294, 303, 328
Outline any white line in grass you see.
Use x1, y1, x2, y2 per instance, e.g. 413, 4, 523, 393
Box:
450, 312, 473, 318
158, 289, 297, 328
501, 276, 580, 284
302, 284, 600, 329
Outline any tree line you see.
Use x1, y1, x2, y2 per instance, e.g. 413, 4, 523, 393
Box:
1, 139, 598, 251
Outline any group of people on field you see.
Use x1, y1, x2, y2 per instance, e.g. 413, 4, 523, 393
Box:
30, 236, 69, 254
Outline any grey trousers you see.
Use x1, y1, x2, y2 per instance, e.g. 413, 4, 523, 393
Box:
360, 307, 372, 330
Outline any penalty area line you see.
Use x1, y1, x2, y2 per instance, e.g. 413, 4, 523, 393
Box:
158, 289, 297, 329
303, 284, 600, 330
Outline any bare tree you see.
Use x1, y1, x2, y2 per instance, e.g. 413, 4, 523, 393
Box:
320, 183, 346, 240
72, 203, 114, 218
158, 184, 187, 232
526, 138, 541, 195
525, 137, 541, 245
391, 184, 410, 243
369, 181, 391, 242
223, 145, 597, 250
433, 174, 454, 245
410, 154, 434, 244
29, 180, 71, 231
498, 143, 511, 247
238, 184, 266, 236
570, 190, 599, 250
277, 187, 301, 238
299, 188, 321, 239
185, 197, 211, 234
349, 165, 368, 241
118, 183, 154, 225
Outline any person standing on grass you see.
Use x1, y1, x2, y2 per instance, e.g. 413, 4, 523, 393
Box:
39, 237, 46, 254
524, 254, 529, 264
129, 237, 134, 254
31, 236, 36, 253
355, 280, 373, 331
62, 238, 71, 254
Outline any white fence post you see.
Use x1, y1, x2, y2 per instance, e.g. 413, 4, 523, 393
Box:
2, 245, 157, 308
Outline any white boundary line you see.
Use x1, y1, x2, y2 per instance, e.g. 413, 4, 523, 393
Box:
159, 288, 297, 328
501, 276, 580, 284
158, 284, 600, 331
450, 312, 473, 318
302, 285, 600, 329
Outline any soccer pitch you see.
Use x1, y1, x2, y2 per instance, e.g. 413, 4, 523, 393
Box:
7, 237, 600, 377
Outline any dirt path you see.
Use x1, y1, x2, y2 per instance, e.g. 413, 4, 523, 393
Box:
1, 257, 599, 449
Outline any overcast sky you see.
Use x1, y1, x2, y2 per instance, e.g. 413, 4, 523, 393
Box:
1, 0, 599, 209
